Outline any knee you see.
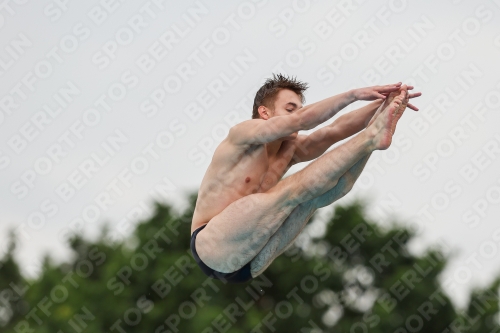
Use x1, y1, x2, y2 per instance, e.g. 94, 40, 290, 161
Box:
340, 177, 354, 197
340, 185, 353, 197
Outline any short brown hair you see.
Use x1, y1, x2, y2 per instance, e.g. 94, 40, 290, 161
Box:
252, 73, 309, 119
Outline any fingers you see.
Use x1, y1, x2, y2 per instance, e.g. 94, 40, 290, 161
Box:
383, 82, 402, 88
379, 82, 419, 110
387, 83, 420, 93
378, 84, 402, 92
408, 103, 418, 111
366, 83, 420, 106
407, 90, 421, 110
376, 82, 401, 91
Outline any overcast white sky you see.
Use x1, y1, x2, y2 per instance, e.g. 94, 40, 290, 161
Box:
1, 0, 500, 310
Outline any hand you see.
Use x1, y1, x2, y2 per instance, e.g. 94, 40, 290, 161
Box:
353, 82, 402, 101
366, 84, 421, 127
398, 85, 422, 111
379, 85, 422, 111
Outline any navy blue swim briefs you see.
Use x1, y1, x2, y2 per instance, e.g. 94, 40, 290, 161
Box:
190, 224, 253, 284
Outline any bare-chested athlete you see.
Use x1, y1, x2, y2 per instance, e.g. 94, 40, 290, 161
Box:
190, 74, 421, 283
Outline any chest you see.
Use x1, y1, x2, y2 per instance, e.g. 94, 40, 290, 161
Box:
241, 143, 295, 192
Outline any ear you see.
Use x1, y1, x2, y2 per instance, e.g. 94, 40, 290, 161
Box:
258, 106, 271, 120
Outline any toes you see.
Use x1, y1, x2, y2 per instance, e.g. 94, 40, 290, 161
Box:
392, 97, 403, 107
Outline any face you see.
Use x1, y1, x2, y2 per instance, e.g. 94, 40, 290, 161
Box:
258, 89, 303, 140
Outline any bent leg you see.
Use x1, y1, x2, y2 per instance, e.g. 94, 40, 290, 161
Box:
195, 190, 297, 274
196, 131, 377, 274
276, 95, 404, 207
197, 132, 377, 275
197, 97, 403, 275
250, 152, 372, 277
249, 89, 410, 277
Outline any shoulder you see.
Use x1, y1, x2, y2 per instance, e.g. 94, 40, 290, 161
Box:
230, 119, 264, 132
227, 119, 264, 144
213, 129, 255, 161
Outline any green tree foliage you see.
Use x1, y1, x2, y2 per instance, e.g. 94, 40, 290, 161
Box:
1, 195, 499, 332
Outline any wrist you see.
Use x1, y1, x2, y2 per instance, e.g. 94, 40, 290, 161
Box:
347, 89, 357, 103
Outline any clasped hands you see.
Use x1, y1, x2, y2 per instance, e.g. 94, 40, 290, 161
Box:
353, 82, 422, 111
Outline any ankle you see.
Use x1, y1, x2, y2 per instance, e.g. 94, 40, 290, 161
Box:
363, 127, 378, 151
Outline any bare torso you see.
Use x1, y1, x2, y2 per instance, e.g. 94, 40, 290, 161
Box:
191, 138, 297, 234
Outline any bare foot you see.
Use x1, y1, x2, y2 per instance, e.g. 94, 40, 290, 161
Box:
368, 92, 405, 150
391, 85, 409, 134
367, 88, 402, 127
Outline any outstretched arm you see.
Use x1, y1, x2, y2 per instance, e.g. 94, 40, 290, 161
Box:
295, 82, 402, 131
228, 83, 403, 146
291, 87, 422, 164
291, 100, 383, 164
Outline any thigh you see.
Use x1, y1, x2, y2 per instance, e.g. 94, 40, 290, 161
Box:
196, 190, 297, 274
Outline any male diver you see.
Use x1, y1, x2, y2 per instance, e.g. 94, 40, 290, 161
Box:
190, 74, 421, 283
